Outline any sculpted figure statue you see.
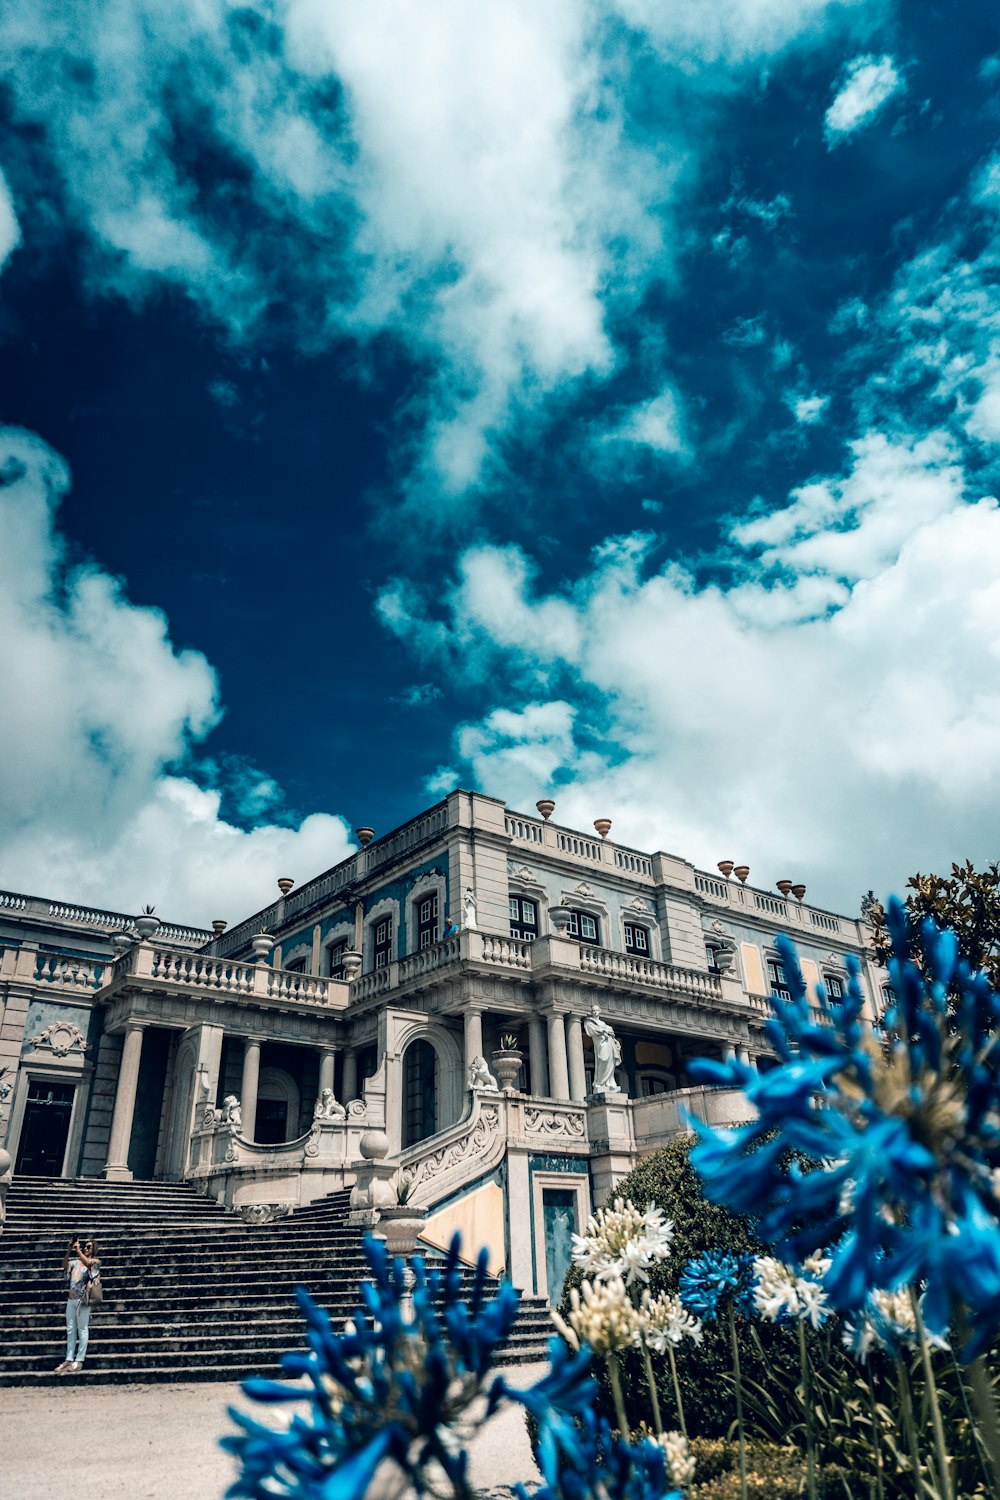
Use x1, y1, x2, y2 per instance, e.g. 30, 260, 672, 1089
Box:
468, 1055, 499, 1092
313, 1088, 347, 1121
463, 887, 478, 929
222, 1094, 242, 1128
584, 1003, 623, 1095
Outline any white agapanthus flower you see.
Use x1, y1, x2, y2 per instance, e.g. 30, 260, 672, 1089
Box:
655, 1430, 696, 1488
552, 1274, 644, 1355
844, 1286, 950, 1359
640, 1290, 704, 1351
753, 1254, 832, 1330
571, 1197, 674, 1287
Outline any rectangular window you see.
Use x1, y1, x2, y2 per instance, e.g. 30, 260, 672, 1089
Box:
623, 922, 649, 956
767, 958, 791, 1002
417, 893, 439, 949
328, 940, 346, 978
824, 974, 844, 1002
285, 957, 306, 973
567, 909, 599, 944
374, 917, 393, 968
509, 895, 538, 940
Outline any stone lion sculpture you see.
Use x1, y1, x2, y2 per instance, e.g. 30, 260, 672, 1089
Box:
222, 1094, 242, 1128
313, 1087, 347, 1121
468, 1055, 499, 1092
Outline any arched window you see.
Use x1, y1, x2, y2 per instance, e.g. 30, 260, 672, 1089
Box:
402, 1039, 438, 1149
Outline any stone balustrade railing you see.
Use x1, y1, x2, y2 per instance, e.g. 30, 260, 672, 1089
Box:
33, 953, 106, 990
106, 943, 351, 1010
692, 871, 856, 938
576, 945, 723, 1001
0, 889, 209, 946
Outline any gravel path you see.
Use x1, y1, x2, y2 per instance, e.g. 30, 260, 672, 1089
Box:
3, 1362, 547, 1500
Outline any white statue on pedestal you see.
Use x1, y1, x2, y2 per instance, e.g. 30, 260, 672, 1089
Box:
468, 1055, 499, 1092
585, 1004, 623, 1095
313, 1088, 347, 1121
463, 887, 478, 929
222, 1094, 242, 1128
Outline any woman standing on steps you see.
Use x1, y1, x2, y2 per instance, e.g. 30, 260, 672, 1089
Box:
55, 1235, 100, 1375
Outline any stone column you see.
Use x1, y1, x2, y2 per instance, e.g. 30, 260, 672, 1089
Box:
104, 1022, 146, 1181
464, 1008, 484, 1072
566, 1014, 587, 1102
342, 1049, 358, 1103
546, 1012, 570, 1101
723, 1043, 736, 1062
241, 1040, 261, 1142
527, 1016, 548, 1098
737, 1046, 750, 1068
319, 1047, 337, 1097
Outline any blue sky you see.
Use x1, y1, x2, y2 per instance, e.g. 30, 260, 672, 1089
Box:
1, 1, 999, 923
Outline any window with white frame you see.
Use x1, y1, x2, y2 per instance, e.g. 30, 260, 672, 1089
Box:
567, 908, 600, 944
509, 895, 539, 940
824, 973, 845, 1002
767, 957, 792, 1002
373, 916, 393, 968
416, 893, 439, 949
285, 957, 306, 973
623, 922, 650, 957
328, 940, 347, 978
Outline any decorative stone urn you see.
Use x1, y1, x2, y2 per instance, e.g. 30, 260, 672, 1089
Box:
376, 1202, 428, 1258
491, 1047, 523, 1092
134, 910, 160, 939
342, 950, 363, 981
536, 798, 555, 820
251, 932, 274, 962
548, 904, 573, 935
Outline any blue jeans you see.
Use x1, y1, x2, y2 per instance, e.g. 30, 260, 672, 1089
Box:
66, 1299, 91, 1363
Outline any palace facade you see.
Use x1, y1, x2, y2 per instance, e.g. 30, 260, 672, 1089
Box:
0, 789, 884, 1299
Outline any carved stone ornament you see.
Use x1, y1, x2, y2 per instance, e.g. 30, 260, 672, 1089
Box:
468, 1055, 500, 1092
405, 1104, 500, 1191
202, 1105, 218, 1128
524, 1108, 585, 1138
627, 896, 653, 912
574, 882, 595, 899
28, 1020, 87, 1058
305, 1125, 320, 1157
238, 1203, 292, 1225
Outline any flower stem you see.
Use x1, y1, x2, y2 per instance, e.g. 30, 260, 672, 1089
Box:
640, 1342, 663, 1436
895, 1355, 926, 1494
950, 1351, 995, 1496
798, 1320, 817, 1500
865, 1366, 885, 1500
728, 1302, 747, 1500
966, 1355, 1000, 1496
909, 1289, 954, 1500
605, 1350, 630, 1439
666, 1343, 687, 1439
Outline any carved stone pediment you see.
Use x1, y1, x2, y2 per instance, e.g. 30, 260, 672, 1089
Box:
27, 1021, 87, 1058
626, 895, 653, 913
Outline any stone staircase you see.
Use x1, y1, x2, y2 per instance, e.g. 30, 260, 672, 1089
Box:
0, 1176, 555, 1385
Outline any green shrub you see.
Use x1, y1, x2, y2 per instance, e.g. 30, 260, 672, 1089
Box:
690, 1438, 851, 1498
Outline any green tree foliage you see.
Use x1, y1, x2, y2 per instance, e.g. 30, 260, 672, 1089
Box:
864, 860, 1000, 990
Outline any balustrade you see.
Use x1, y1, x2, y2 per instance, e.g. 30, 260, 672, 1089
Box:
33, 953, 105, 989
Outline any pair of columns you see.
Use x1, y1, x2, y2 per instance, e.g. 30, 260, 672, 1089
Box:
462, 1007, 588, 1102
104, 1025, 356, 1179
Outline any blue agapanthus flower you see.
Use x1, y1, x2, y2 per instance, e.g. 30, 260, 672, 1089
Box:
223, 1232, 521, 1499
678, 1249, 757, 1321
686, 899, 1000, 1360
514, 1407, 682, 1500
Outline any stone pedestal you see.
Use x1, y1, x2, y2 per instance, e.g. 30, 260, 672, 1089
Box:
585, 1096, 637, 1208
348, 1128, 398, 1224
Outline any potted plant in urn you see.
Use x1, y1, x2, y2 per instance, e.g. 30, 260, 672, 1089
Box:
134, 904, 160, 939
377, 1176, 428, 1257
491, 1033, 523, 1092
251, 924, 274, 962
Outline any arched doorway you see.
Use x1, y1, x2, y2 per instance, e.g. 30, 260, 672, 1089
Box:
256, 1067, 301, 1144
402, 1039, 438, 1148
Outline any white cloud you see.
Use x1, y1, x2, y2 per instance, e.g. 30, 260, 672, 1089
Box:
0, 0, 887, 510
0, 427, 354, 924
605, 387, 686, 456
825, 55, 903, 143
790, 393, 830, 425
384, 432, 1000, 913
0, 165, 21, 267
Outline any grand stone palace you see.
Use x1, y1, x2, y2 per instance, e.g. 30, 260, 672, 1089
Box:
0, 790, 884, 1300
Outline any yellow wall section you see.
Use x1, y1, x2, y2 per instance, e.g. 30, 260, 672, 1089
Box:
799, 959, 819, 1004
419, 1181, 506, 1276
740, 942, 767, 996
